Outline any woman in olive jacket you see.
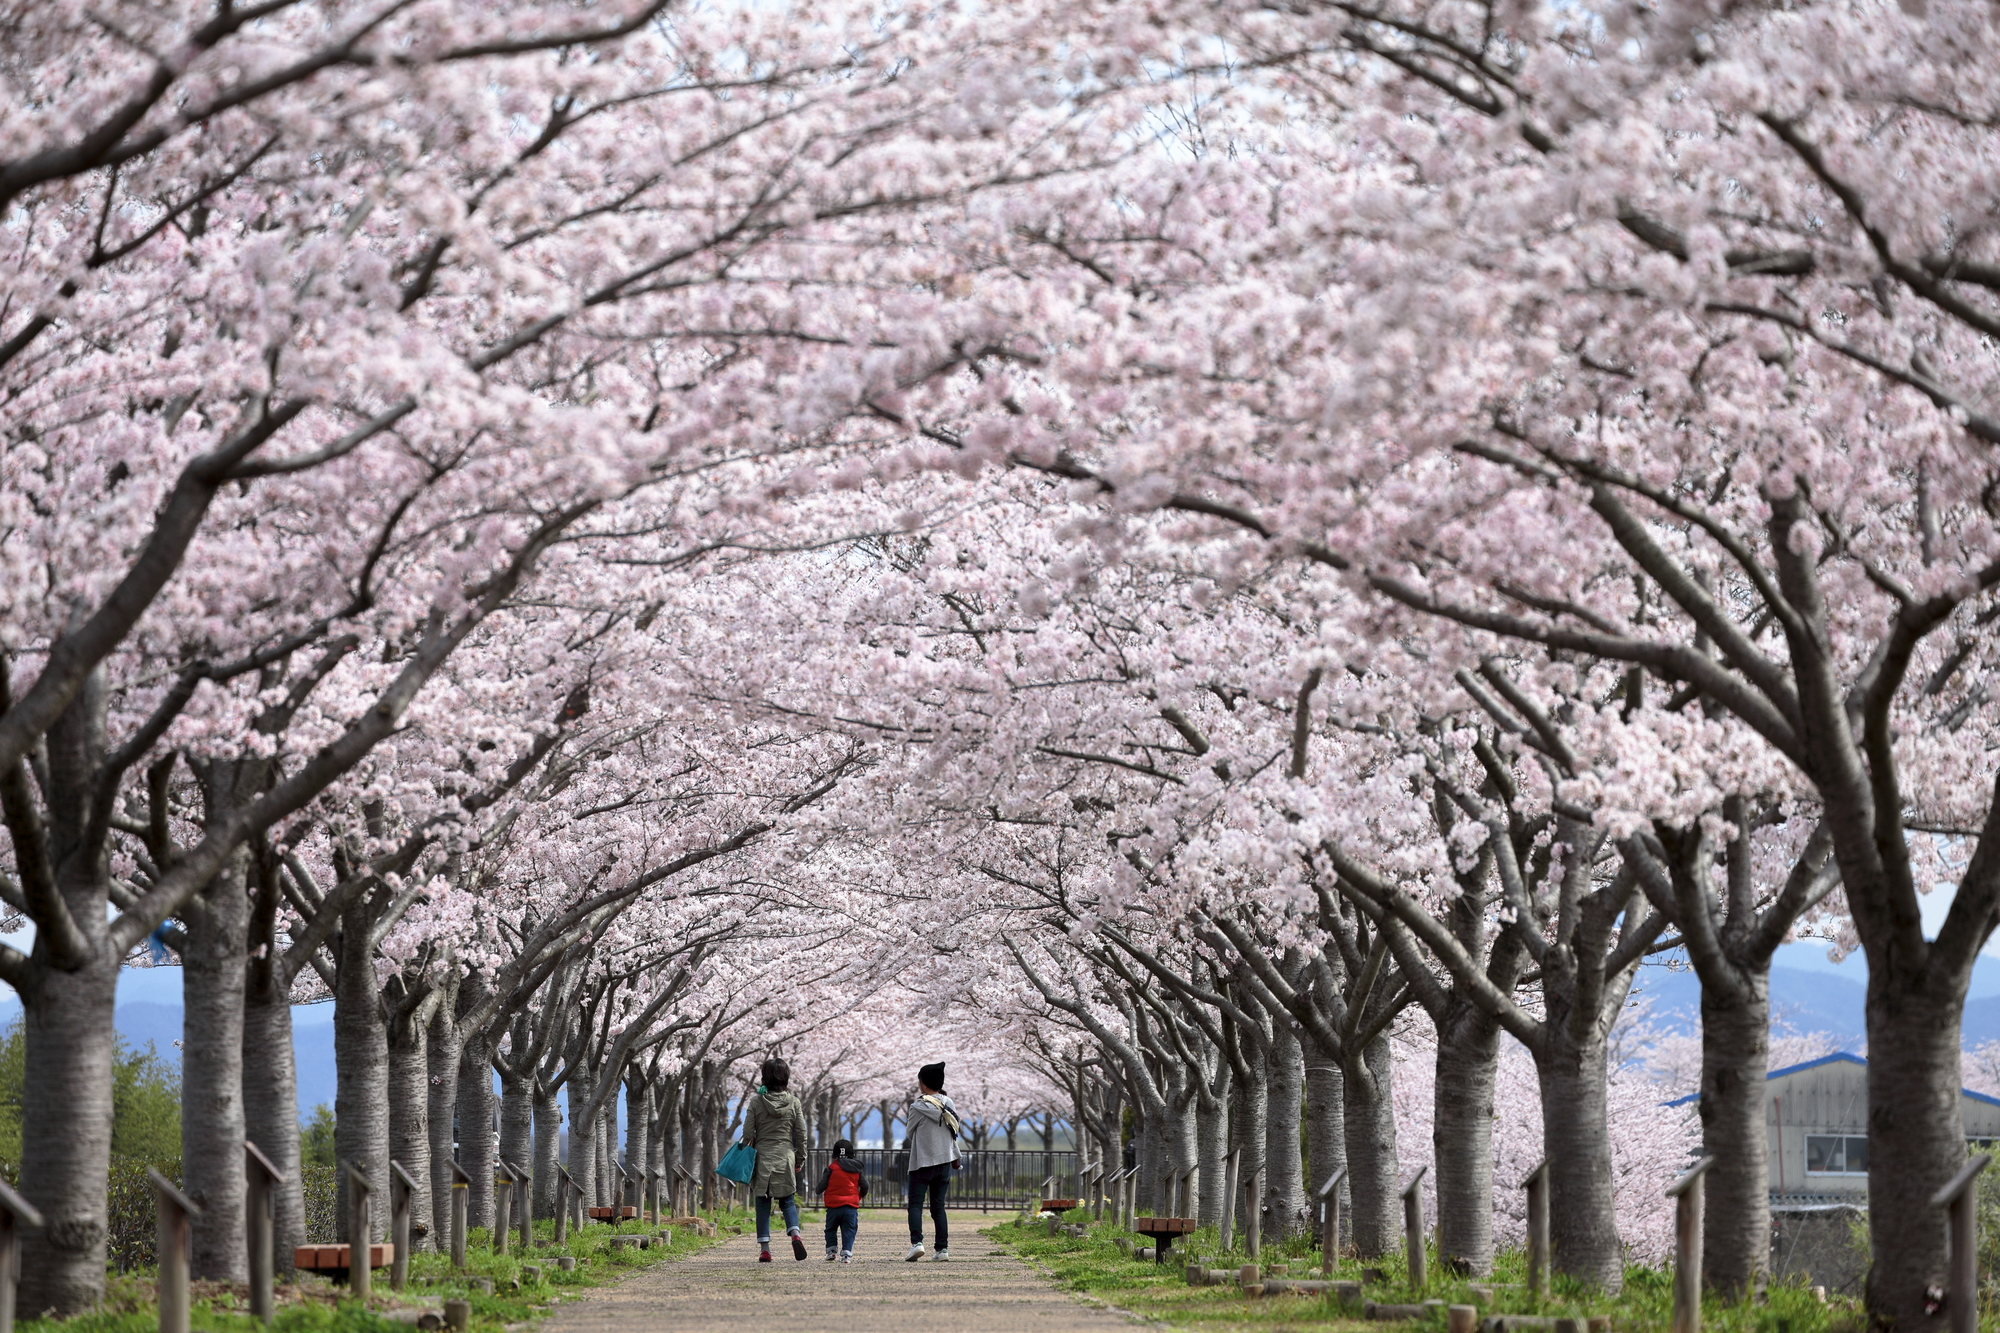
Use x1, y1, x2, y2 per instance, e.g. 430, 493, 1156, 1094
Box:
743, 1056, 810, 1261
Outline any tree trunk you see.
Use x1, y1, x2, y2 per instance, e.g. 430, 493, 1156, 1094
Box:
1135, 1110, 1169, 1214
1534, 1025, 1622, 1292
333, 911, 390, 1243
1196, 1068, 1229, 1227
499, 1066, 533, 1197
1344, 1031, 1401, 1260
1433, 1000, 1500, 1276
243, 974, 304, 1273
428, 985, 462, 1234
1698, 967, 1770, 1298
17, 950, 120, 1317
456, 1030, 498, 1230
1228, 1048, 1269, 1242
1304, 1052, 1347, 1250
533, 1078, 562, 1216
701, 1077, 721, 1207
625, 1070, 650, 1207
388, 1001, 435, 1251
1862, 963, 1968, 1329
567, 1075, 597, 1208
598, 1101, 614, 1204
180, 847, 250, 1281
1265, 1024, 1307, 1239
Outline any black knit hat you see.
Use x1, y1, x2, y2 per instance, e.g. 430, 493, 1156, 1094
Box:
918, 1062, 945, 1091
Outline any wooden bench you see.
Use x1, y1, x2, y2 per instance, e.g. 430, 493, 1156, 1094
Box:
294, 1244, 392, 1277
1039, 1198, 1080, 1212
586, 1206, 637, 1221
1133, 1216, 1196, 1263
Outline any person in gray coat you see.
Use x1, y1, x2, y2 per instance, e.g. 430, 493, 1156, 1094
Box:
743, 1056, 809, 1261
903, 1061, 961, 1262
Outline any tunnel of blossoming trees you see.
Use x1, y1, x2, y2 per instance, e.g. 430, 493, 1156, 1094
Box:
3, 0, 1999, 1327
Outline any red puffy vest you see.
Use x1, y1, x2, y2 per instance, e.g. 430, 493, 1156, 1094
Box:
824, 1160, 864, 1207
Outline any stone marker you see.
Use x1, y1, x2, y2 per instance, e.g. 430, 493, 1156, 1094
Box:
1449, 1305, 1479, 1333
443, 1300, 470, 1332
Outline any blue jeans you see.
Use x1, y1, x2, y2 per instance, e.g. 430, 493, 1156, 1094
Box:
824, 1204, 858, 1254
755, 1194, 800, 1245
907, 1168, 948, 1249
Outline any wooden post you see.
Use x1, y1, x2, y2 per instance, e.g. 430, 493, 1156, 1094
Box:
449, 1159, 470, 1270
678, 1163, 698, 1218
617, 1161, 638, 1222
646, 1170, 662, 1225
244, 1143, 283, 1324
1520, 1160, 1550, 1301
150, 1169, 201, 1333
1402, 1165, 1429, 1291
1246, 1168, 1263, 1260
493, 1172, 512, 1254
0, 1178, 44, 1333
1666, 1156, 1715, 1333
505, 1161, 532, 1252
1317, 1166, 1348, 1278
557, 1166, 582, 1239
1932, 1155, 1991, 1333
1220, 1149, 1241, 1252
674, 1164, 695, 1218
344, 1163, 374, 1301
389, 1161, 418, 1292
1122, 1169, 1136, 1231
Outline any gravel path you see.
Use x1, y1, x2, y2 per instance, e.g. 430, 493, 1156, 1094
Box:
537, 1213, 1135, 1333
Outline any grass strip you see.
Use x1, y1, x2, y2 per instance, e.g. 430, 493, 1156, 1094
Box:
988, 1211, 1856, 1333
20, 1210, 740, 1333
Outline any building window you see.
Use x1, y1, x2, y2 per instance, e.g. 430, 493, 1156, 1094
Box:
1806, 1135, 1868, 1175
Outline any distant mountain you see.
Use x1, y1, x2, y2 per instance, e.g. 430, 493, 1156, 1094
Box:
114, 1001, 184, 1059
1632, 963, 1869, 1045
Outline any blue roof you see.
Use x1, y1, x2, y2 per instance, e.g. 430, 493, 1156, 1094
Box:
1667, 1051, 2000, 1109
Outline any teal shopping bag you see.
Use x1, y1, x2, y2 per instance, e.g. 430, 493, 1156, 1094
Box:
715, 1140, 756, 1184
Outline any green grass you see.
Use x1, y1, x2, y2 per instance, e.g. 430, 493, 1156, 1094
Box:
19, 1210, 739, 1333
987, 1212, 1859, 1333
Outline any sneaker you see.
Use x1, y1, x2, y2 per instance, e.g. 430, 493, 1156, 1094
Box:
825, 1246, 838, 1261
840, 1251, 853, 1263
791, 1234, 808, 1261
932, 1249, 950, 1262
758, 1249, 772, 1263
904, 1244, 926, 1262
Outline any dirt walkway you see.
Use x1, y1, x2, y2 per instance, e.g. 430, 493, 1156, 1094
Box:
537, 1212, 1134, 1333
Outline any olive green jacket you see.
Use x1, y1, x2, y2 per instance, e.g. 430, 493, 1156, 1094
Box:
743, 1089, 808, 1198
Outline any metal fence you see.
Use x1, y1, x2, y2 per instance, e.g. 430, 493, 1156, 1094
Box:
802, 1147, 1081, 1212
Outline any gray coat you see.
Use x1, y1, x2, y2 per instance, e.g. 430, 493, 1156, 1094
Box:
743, 1089, 808, 1198
906, 1093, 961, 1172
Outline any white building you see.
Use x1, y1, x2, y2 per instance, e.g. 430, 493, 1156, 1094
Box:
1680, 1052, 2000, 1203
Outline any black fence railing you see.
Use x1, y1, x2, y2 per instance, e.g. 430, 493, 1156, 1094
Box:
802, 1148, 1082, 1212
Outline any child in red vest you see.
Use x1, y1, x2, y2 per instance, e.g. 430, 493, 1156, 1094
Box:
817, 1139, 870, 1262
